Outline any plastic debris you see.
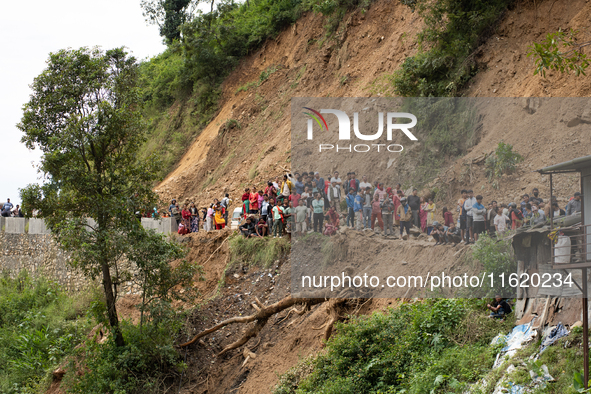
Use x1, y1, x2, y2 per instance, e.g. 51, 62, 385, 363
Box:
492, 319, 537, 368
539, 323, 569, 353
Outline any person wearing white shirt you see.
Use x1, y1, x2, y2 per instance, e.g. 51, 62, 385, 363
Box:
463, 190, 476, 243
493, 207, 509, 234
327, 181, 341, 210
359, 175, 372, 191
330, 171, 342, 190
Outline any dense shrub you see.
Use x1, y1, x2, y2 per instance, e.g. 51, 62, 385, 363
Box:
139, 47, 185, 112
180, 0, 302, 87
471, 233, 518, 297
394, 0, 514, 97
485, 141, 524, 189
278, 299, 512, 394
0, 271, 94, 394
65, 320, 185, 394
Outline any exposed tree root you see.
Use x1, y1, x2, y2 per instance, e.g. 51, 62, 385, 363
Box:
179, 290, 369, 356
178, 294, 328, 354
275, 303, 308, 325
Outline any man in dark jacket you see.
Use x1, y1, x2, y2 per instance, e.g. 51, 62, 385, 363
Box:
239, 217, 257, 238
407, 189, 421, 228
487, 295, 512, 319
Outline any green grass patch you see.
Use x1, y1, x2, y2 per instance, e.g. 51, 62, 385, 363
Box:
0, 270, 95, 393
236, 80, 258, 94
229, 234, 291, 269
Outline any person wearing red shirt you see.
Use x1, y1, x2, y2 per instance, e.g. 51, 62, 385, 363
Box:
249, 187, 260, 214
264, 182, 277, 201
241, 188, 251, 214
443, 207, 454, 228
290, 191, 301, 209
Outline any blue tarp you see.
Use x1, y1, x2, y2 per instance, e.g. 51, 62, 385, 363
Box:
540, 322, 569, 353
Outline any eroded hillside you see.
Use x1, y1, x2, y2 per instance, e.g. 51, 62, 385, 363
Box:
155, 0, 591, 212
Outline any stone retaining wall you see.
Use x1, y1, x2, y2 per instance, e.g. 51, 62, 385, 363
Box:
0, 232, 142, 295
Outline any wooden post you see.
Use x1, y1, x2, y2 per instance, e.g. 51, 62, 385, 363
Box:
584, 267, 589, 390
583, 172, 588, 390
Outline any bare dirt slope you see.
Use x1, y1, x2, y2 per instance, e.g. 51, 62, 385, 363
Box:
156, 0, 423, 208
179, 234, 470, 394
465, 0, 591, 97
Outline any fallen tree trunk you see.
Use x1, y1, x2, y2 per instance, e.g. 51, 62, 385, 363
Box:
178, 295, 327, 354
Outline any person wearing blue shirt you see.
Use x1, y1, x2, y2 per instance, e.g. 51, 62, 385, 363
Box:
472, 195, 487, 242
313, 172, 324, 196
168, 199, 177, 215
294, 175, 304, 195
346, 189, 356, 228
1, 199, 13, 217
354, 192, 363, 230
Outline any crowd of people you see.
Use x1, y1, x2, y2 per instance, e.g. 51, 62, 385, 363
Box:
1, 199, 23, 218
160, 171, 583, 243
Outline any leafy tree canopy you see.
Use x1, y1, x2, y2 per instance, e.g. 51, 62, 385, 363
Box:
141, 0, 199, 43
18, 47, 169, 346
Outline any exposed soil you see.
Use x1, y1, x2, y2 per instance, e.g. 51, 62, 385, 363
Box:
176, 232, 452, 394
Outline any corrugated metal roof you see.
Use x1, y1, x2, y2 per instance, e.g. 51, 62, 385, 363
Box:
537, 155, 591, 174
509, 213, 582, 239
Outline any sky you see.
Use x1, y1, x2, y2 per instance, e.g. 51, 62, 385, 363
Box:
0, 0, 168, 206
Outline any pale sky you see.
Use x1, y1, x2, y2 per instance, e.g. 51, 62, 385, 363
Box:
0, 0, 169, 206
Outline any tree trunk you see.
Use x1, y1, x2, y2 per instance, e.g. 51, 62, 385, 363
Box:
102, 262, 125, 347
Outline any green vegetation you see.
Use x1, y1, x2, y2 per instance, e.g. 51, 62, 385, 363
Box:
19, 47, 155, 346
485, 141, 523, 189
471, 233, 517, 298
236, 80, 259, 93
64, 319, 187, 394
19, 47, 200, 348
236, 65, 284, 94
393, 0, 513, 96
304, 0, 374, 39
273, 299, 514, 393
527, 29, 590, 78
141, 0, 196, 44
137, 0, 304, 178
0, 272, 94, 394
136, 0, 382, 179
229, 234, 291, 268
273, 355, 316, 394
471, 325, 587, 393
0, 243, 198, 393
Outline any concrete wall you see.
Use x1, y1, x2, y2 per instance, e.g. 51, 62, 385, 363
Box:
5, 217, 26, 233
0, 217, 177, 235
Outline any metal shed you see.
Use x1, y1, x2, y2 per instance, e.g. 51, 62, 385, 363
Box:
537, 155, 590, 388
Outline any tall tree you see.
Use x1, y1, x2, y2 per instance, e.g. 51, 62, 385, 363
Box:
141, 0, 197, 43
18, 47, 161, 347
